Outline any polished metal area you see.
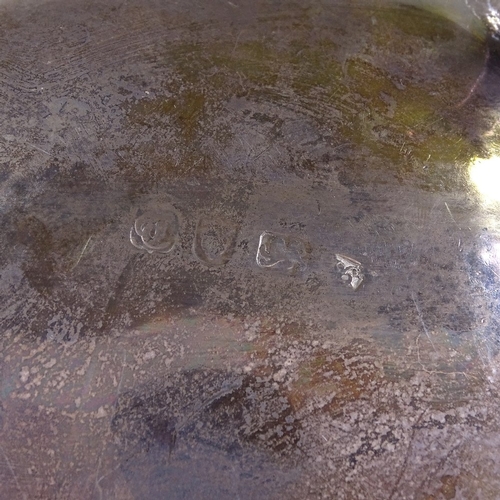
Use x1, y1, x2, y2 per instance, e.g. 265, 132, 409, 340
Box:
1, 0, 500, 498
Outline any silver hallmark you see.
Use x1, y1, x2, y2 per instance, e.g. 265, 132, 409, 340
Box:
130, 210, 179, 254
335, 253, 364, 290
256, 231, 311, 273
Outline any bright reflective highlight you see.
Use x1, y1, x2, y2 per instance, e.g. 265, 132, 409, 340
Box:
469, 155, 500, 205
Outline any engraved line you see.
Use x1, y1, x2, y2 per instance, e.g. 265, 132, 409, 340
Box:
72, 236, 92, 270
0, 444, 27, 500
444, 202, 461, 230
411, 292, 437, 353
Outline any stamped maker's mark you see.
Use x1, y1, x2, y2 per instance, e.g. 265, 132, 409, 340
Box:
129, 209, 367, 290
130, 210, 179, 254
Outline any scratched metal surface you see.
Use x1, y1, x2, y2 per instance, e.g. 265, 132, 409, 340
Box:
1, 0, 500, 498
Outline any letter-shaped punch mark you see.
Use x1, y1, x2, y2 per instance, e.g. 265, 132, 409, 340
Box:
256, 231, 310, 273
193, 216, 238, 267
130, 210, 179, 254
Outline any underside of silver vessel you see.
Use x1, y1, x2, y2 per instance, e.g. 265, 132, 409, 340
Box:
1, 0, 500, 498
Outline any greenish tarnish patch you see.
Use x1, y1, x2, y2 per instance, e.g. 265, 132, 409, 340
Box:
122, 5, 487, 190
287, 39, 344, 92
374, 5, 457, 40
214, 41, 280, 87
239, 342, 257, 353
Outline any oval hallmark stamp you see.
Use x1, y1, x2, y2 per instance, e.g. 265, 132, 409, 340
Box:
193, 216, 238, 267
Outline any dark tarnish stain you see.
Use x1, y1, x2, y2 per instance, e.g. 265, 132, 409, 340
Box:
12, 215, 58, 294
439, 474, 458, 499
101, 254, 142, 332
288, 339, 382, 413
111, 369, 301, 457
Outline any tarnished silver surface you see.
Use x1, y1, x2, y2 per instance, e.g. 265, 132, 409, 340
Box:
1, 0, 500, 498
